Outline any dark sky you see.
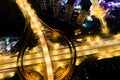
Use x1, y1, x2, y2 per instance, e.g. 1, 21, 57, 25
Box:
0, 0, 25, 36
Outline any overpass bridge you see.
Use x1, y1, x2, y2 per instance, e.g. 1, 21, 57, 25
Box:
0, 34, 120, 79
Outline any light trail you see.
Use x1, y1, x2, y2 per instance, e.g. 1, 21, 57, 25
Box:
16, 0, 54, 80
90, 0, 110, 35
0, 0, 120, 79
0, 34, 120, 72
0, 33, 120, 79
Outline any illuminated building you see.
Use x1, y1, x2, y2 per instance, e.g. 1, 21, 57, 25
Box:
0, 0, 120, 80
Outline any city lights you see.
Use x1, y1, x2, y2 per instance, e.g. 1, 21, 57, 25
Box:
0, 0, 120, 79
